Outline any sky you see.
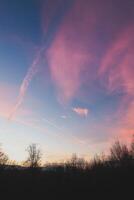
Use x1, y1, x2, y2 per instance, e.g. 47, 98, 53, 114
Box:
0, 0, 134, 163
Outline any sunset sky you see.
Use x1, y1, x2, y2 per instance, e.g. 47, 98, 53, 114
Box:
0, 0, 134, 163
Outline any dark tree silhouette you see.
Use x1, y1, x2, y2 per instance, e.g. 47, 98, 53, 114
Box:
66, 153, 86, 171
130, 135, 134, 158
69, 153, 78, 168
109, 141, 131, 165
0, 146, 8, 167
0, 139, 134, 199
25, 144, 42, 168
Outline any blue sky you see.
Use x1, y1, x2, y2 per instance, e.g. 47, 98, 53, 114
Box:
0, 0, 134, 163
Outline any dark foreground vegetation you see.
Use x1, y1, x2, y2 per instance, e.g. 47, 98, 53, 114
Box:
0, 139, 134, 199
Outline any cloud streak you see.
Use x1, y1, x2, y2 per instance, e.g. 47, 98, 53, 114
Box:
8, 48, 43, 120
9, 0, 74, 119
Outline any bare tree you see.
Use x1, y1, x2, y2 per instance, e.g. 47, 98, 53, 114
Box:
0, 146, 8, 167
25, 144, 42, 168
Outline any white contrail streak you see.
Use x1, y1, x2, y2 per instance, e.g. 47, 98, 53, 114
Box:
8, 48, 44, 120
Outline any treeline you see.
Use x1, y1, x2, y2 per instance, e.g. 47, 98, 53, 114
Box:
0, 138, 134, 199
1, 137, 134, 170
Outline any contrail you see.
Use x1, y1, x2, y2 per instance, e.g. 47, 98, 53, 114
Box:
8, 47, 44, 120
8, 0, 75, 120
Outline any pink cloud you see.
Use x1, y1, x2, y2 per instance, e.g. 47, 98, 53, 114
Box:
47, 0, 96, 103
43, 0, 134, 145
99, 25, 134, 94
73, 107, 89, 117
45, 0, 134, 143
98, 25, 134, 142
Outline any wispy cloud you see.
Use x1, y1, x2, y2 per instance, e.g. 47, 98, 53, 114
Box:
98, 25, 134, 141
47, 0, 95, 103
8, 48, 43, 120
9, 0, 75, 119
6, 0, 134, 145
73, 107, 89, 117
99, 25, 134, 95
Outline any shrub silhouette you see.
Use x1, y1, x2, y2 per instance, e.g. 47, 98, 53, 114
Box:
109, 141, 132, 165
130, 135, 134, 158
